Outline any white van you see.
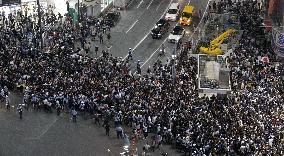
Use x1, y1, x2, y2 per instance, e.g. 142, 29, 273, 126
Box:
165, 3, 180, 21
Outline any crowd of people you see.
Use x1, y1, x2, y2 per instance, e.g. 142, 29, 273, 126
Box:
0, 0, 284, 155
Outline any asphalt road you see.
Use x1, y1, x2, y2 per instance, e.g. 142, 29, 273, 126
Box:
108, 0, 173, 59
0, 1, 211, 155
139, 0, 211, 72
86, 0, 210, 73
0, 93, 183, 156
82, 0, 210, 73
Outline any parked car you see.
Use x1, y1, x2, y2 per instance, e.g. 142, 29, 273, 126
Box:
165, 3, 180, 21
168, 25, 185, 43
104, 11, 121, 27
151, 19, 170, 39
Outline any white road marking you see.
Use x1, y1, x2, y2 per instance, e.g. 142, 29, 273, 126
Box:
156, 0, 163, 11
122, 31, 151, 60
31, 118, 58, 140
188, 0, 211, 41
136, 0, 173, 65
141, 38, 167, 67
133, 32, 151, 51
160, 0, 173, 19
128, 0, 135, 7
137, 0, 144, 8
147, 0, 154, 9
126, 20, 139, 33
122, 0, 173, 61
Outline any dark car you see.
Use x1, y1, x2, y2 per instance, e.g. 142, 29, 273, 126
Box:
104, 12, 121, 27
150, 19, 170, 39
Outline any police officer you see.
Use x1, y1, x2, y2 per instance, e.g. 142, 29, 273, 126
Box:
159, 44, 165, 56
99, 33, 103, 43
102, 24, 107, 34
17, 105, 23, 119
95, 45, 99, 55
127, 48, 133, 60
105, 123, 110, 136
213, 1, 217, 11
71, 108, 77, 123
55, 101, 61, 116
147, 66, 151, 74
107, 33, 111, 43
137, 60, 141, 74
0, 88, 4, 102
5, 95, 10, 110
94, 113, 100, 125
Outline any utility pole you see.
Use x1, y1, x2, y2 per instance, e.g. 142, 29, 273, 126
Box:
37, 0, 43, 49
172, 41, 177, 84
66, 1, 70, 12
77, 0, 80, 22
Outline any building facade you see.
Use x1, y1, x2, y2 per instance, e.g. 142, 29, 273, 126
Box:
64, 0, 113, 17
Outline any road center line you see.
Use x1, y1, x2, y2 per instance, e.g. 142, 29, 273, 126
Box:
126, 20, 139, 33
137, 0, 144, 8
160, 0, 173, 19
122, 31, 151, 60
147, 0, 154, 9
189, 0, 211, 41
31, 118, 58, 140
141, 38, 167, 67
138, 0, 173, 65
128, 0, 135, 7
156, 0, 164, 11
122, 0, 173, 61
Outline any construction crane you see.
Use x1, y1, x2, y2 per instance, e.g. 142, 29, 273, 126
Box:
199, 28, 236, 55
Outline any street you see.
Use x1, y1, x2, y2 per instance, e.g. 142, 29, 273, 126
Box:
0, 93, 183, 156
1, 0, 283, 155
0, 0, 211, 155
85, 0, 210, 73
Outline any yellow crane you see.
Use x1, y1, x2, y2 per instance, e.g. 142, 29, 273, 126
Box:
199, 28, 236, 55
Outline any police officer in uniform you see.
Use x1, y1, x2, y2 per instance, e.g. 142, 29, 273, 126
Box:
137, 60, 141, 74
127, 48, 133, 60
55, 101, 61, 116
95, 45, 99, 55
17, 105, 23, 119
